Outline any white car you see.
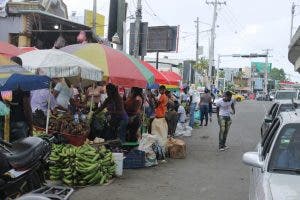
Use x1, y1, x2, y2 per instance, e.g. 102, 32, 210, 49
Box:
243, 111, 300, 200
274, 90, 297, 102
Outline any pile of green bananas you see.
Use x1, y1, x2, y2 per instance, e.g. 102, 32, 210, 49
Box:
48, 144, 116, 186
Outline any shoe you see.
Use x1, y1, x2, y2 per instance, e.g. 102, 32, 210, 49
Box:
219, 148, 225, 151
204, 124, 208, 126
224, 146, 229, 150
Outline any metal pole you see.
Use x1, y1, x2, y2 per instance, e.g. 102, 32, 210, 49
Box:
208, 0, 218, 84
264, 50, 269, 94
156, 51, 159, 70
216, 54, 220, 89
122, 21, 127, 52
133, 0, 142, 58
189, 63, 192, 84
196, 17, 199, 66
290, 2, 296, 41
92, 0, 97, 35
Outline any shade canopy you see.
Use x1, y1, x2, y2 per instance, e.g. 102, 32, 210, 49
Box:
0, 41, 22, 58
19, 49, 103, 85
0, 64, 50, 91
160, 71, 182, 85
61, 43, 154, 88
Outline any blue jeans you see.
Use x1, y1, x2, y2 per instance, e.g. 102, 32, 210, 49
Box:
200, 105, 209, 125
189, 103, 197, 127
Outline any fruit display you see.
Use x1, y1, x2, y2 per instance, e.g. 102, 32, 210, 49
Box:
48, 114, 89, 136
48, 144, 116, 186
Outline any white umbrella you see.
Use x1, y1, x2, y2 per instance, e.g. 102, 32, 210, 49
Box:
19, 49, 103, 85
19, 49, 103, 134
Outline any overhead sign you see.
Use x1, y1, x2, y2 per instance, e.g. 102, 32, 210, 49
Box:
147, 26, 179, 52
251, 62, 272, 74
84, 9, 105, 37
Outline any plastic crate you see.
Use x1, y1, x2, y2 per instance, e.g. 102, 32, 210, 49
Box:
62, 133, 87, 146
123, 150, 145, 169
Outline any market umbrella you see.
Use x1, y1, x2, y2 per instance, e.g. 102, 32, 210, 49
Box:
61, 43, 154, 88
0, 41, 22, 58
19, 49, 103, 86
141, 61, 170, 85
19, 47, 38, 54
161, 71, 182, 84
0, 64, 51, 91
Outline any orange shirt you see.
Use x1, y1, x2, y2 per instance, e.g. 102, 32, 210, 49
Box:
155, 94, 168, 118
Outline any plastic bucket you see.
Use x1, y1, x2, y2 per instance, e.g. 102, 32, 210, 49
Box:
112, 153, 124, 176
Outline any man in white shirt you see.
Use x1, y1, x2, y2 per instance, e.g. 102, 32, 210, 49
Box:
53, 78, 74, 110
216, 91, 235, 151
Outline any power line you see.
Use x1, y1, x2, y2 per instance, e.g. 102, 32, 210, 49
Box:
143, 0, 169, 25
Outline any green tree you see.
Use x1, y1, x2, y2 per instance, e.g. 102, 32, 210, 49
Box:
235, 71, 245, 87
219, 70, 225, 78
194, 57, 209, 74
269, 68, 286, 81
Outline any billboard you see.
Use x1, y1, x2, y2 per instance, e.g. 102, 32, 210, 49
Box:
254, 78, 263, 90
251, 62, 272, 74
147, 26, 179, 52
129, 22, 148, 56
84, 10, 105, 37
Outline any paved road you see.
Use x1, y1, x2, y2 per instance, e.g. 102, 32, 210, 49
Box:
71, 101, 270, 200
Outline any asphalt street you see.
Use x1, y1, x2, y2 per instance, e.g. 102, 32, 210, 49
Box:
70, 100, 271, 200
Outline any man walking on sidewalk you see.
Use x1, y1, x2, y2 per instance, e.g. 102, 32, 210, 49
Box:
216, 91, 235, 151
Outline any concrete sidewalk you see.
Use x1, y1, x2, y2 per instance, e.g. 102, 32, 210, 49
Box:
70, 101, 267, 200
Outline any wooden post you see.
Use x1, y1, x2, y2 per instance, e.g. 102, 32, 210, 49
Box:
4, 114, 10, 142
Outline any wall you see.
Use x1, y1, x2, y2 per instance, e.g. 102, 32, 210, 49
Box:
0, 16, 23, 42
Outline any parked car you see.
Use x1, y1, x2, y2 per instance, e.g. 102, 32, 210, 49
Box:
274, 90, 297, 102
261, 100, 299, 138
243, 111, 300, 200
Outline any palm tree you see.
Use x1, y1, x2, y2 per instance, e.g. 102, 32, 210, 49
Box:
235, 71, 245, 87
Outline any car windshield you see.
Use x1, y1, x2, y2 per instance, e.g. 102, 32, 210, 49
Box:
279, 104, 296, 112
275, 92, 296, 100
269, 124, 300, 173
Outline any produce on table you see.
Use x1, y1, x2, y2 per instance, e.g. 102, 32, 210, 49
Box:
48, 144, 116, 186
48, 114, 89, 136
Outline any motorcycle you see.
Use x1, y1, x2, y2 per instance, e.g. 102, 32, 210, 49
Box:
0, 136, 52, 199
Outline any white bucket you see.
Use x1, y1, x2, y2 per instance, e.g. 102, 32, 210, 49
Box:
112, 153, 124, 176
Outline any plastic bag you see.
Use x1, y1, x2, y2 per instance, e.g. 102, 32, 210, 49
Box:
138, 134, 158, 167
0, 101, 9, 116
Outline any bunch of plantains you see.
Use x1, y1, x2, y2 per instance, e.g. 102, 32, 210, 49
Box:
48, 144, 116, 186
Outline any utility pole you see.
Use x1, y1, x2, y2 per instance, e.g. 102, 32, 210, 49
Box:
133, 0, 142, 58
92, 0, 97, 35
206, 0, 226, 87
263, 49, 271, 94
195, 17, 200, 65
290, 2, 296, 41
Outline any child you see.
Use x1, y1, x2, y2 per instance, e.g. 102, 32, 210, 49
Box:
178, 103, 186, 124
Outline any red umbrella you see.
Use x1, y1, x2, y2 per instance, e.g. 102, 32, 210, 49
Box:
141, 61, 170, 85
161, 71, 182, 84
19, 47, 38, 54
0, 41, 22, 58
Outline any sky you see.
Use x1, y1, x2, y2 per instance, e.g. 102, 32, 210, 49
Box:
63, 0, 300, 81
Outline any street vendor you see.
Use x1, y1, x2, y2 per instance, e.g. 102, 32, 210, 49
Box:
151, 85, 169, 147
53, 78, 74, 111
9, 89, 32, 142
124, 87, 143, 142
31, 88, 57, 128
96, 83, 128, 143
86, 81, 107, 109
